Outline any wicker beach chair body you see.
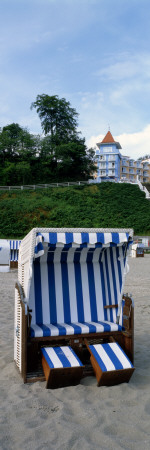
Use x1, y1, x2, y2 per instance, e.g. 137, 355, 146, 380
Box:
14, 228, 134, 383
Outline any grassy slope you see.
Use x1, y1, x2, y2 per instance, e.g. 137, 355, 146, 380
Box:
0, 183, 150, 239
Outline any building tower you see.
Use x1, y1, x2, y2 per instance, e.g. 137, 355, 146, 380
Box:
96, 131, 122, 182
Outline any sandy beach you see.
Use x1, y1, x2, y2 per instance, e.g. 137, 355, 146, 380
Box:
0, 255, 150, 450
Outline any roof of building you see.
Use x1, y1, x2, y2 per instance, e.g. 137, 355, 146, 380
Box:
101, 131, 115, 144
97, 130, 122, 149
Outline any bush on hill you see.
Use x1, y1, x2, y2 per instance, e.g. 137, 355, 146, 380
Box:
0, 183, 150, 239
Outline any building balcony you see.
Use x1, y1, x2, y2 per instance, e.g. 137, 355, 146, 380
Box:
143, 164, 149, 170
99, 155, 106, 161
108, 156, 116, 162
108, 163, 115, 169
108, 169, 115, 175
143, 171, 148, 177
100, 171, 106, 177
99, 163, 106, 169
122, 160, 129, 167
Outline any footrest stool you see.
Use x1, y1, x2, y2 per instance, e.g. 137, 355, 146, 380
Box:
87, 342, 135, 386
41, 346, 84, 389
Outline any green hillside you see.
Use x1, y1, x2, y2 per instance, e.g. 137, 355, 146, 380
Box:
0, 183, 150, 239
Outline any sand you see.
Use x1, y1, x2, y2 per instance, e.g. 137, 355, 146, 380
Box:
0, 255, 150, 450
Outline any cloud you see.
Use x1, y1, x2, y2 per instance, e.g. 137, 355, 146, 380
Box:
87, 124, 150, 159
94, 52, 150, 85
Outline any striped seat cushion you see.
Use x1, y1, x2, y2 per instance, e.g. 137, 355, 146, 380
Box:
30, 321, 122, 337
89, 342, 134, 372
41, 346, 83, 368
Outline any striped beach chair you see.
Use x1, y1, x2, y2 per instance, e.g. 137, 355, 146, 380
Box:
14, 228, 134, 384
10, 240, 21, 268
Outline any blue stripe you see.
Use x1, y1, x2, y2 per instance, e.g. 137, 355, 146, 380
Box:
39, 323, 51, 336
66, 232, 73, 244
54, 347, 71, 367
61, 254, 71, 323
49, 232, 57, 244
47, 261, 57, 324
116, 247, 122, 293
81, 232, 89, 243
29, 326, 35, 337
35, 241, 44, 255
74, 249, 81, 263
74, 261, 84, 322
69, 323, 83, 334
84, 322, 97, 333
102, 344, 124, 370
110, 248, 118, 321
86, 249, 94, 263
89, 345, 107, 372
100, 256, 107, 320
34, 260, 43, 324
96, 233, 104, 244
55, 324, 67, 335
41, 348, 54, 368
87, 260, 98, 322
112, 233, 119, 244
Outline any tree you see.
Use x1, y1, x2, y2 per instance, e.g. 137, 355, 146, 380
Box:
0, 123, 37, 163
31, 94, 97, 180
31, 94, 78, 142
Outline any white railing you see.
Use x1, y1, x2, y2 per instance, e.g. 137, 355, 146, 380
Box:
136, 176, 150, 199
0, 181, 91, 191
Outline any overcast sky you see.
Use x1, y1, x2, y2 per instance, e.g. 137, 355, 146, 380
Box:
0, 0, 150, 158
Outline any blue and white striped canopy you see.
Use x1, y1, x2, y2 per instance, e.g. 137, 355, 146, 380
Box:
10, 240, 21, 261
34, 231, 132, 258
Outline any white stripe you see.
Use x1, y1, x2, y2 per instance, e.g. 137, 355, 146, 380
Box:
104, 233, 112, 244
119, 233, 127, 243
46, 347, 63, 368
29, 270, 36, 324
67, 249, 78, 322
93, 262, 104, 321
81, 261, 91, 321
108, 343, 132, 369
61, 346, 80, 367
32, 324, 44, 337
57, 232, 66, 244
42, 233, 49, 242
46, 324, 59, 336
92, 247, 102, 263
40, 262, 50, 324
62, 323, 76, 335
73, 233, 82, 244
94, 344, 116, 371
89, 232, 97, 244
80, 247, 88, 263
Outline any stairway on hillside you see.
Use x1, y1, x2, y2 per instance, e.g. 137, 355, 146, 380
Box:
143, 183, 150, 194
